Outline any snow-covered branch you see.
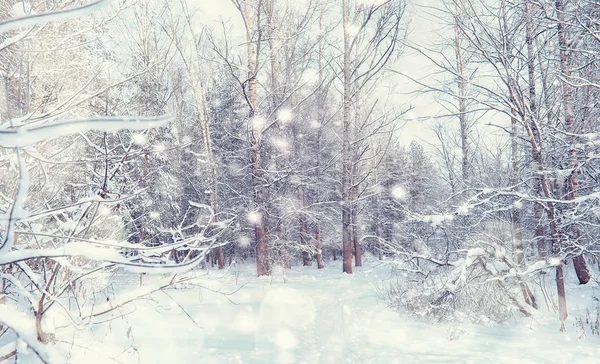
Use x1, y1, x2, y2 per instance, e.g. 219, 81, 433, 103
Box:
0, 0, 108, 34
0, 115, 173, 148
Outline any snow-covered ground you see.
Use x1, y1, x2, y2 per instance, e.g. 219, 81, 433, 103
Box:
31, 259, 600, 363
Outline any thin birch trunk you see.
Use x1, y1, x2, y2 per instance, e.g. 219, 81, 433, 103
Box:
556, 0, 590, 285
341, 0, 353, 274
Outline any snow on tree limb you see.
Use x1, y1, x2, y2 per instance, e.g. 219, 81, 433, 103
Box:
0, 152, 29, 254
0, 26, 39, 52
0, 115, 173, 148
0, 241, 215, 273
0, 0, 108, 34
0, 242, 128, 265
0, 306, 51, 363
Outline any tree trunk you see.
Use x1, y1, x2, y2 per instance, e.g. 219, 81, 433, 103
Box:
573, 255, 590, 284
352, 209, 361, 267
510, 113, 537, 309
300, 213, 312, 266
302, 251, 312, 266
314, 12, 325, 272
556, 0, 590, 284
36, 263, 59, 343
36, 311, 48, 343
0, 265, 6, 305
216, 247, 225, 270
200, 81, 225, 270
279, 247, 291, 270
549, 207, 568, 328
519, 0, 569, 325
524, 2, 546, 259
315, 224, 324, 269
341, 0, 353, 274
243, 0, 269, 277
454, 14, 469, 183
555, 263, 567, 331
375, 206, 383, 260
255, 219, 269, 276
529, 134, 567, 323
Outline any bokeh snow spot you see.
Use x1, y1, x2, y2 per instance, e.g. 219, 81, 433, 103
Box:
391, 186, 407, 200
238, 235, 251, 248
154, 143, 166, 153
274, 329, 297, 349
247, 211, 262, 224
234, 312, 258, 334
132, 133, 147, 146
277, 109, 293, 122
252, 116, 266, 130
99, 205, 112, 216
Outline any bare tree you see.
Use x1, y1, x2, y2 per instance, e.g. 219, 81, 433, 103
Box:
340, 0, 405, 273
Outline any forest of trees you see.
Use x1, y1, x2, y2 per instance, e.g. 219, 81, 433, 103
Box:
1, 0, 600, 360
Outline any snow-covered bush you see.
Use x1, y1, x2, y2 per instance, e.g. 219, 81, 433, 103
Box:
382, 218, 538, 324
384, 252, 532, 323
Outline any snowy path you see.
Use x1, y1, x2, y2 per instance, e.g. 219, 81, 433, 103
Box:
56, 262, 600, 364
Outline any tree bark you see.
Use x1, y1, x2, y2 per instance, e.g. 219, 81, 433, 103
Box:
510, 113, 537, 309
549, 206, 568, 328
198, 61, 225, 270
302, 251, 312, 266
524, 1, 546, 258
517, 0, 570, 325
350, 153, 362, 267
454, 13, 469, 183
341, 0, 353, 274
352, 208, 361, 267
279, 247, 292, 270
314, 11, 325, 272
243, 0, 269, 277
315, 224, 325, 269
300, 213, 312, 266
556, 0, 590, 284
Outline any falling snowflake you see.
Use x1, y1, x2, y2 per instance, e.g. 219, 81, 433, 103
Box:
233, 312, 258, 334
132, 133, 147, 146
346, 24, 360, 37
271, 137, 290, 153
301, 69, 318, 84
98, 205, 112, 216
247, 211, 262, 224
456, 204, 470, 215
277, 109, 293, 123
548, 257, 562, 266
238, 236, 251, 248
252, 116, 266, 130
154, 143, 166, 153
391, 186, 407, 200
274, 329, 297, 349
